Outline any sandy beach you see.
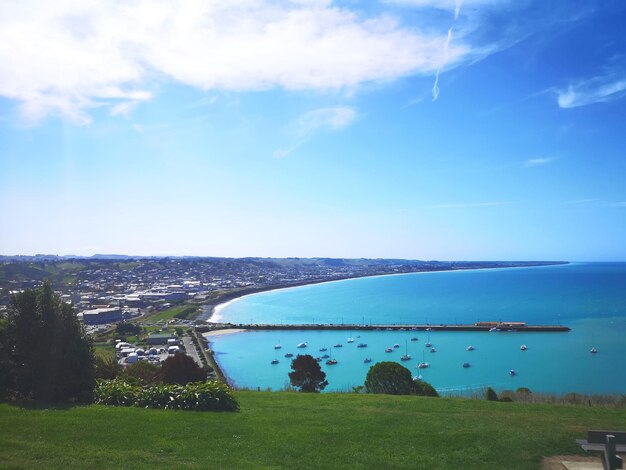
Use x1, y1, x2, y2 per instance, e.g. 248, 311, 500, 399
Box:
202, 328, 247, 337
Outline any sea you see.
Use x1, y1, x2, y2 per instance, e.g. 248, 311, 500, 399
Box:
207, 263, 626, 395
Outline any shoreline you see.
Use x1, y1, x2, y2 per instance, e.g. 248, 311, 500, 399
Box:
203, 262, 569, 323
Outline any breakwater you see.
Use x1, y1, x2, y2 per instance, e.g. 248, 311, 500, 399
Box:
197, 323, 571, 333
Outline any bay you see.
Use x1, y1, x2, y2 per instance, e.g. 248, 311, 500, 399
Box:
208, 263, 626, 394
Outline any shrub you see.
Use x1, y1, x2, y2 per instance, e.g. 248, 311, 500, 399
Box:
485, 387, 499, 401
94, 354, 121, 380
156, 354, 207, 385
116, 322, 141, 337
94, 379, 239, 412
365, 362, 414, 395
413, 380, 439, 397
499, 396, 513, 402
121, 361, 159, 385
516, 387, 532, 395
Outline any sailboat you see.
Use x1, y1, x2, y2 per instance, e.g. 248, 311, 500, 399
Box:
274, 341, 282, 350
590, 333, 598, 354
347, 331, 355, 343
326, 348, 337, 365
417, 351, 429, 369
400, 340, 411, 361
424, 330, 432, 348
271, 358, 279, 365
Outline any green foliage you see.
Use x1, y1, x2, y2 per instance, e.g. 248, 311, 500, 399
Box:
2, 281, 95, 402
94, 354, 121, 380
94, 379, 239, 411
288, 354, 328, 393
121, 361, 159, 386
499, 396, 513, 402
516, 387, 532, 395
413, 380, 439, 397
485, 387, 499, 401
156, 354, 207, 385
365, 362, 415, 395
115, 322, 141, 337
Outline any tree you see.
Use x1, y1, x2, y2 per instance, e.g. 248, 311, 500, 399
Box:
365, 362, 414, 395
3, 281, 95, 402
121, 361, 159, 385
156, 354, 207, 385
413, 379, 439, 397
288, 354, 328, 393
115, 322, 141, 337
94, 354, 121, 380
485, 387, 499, 401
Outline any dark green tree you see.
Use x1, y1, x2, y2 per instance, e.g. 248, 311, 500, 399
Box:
4, 281, 95, 402
485, 387, 499, 401
121, 361, 159, 385
288, 354, 328, 392
156, 354, 207, 385
365, 362, 414, 395
115, 322, 141, 337
413, 379, 439, 397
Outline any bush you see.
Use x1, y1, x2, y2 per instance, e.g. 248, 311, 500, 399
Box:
94, 379, 239, 411
365, 362, 414, 395
499, 396, 513, 402
516, 387, 532, 395
413, 380, 439, 397
94, 354, 121, 380
156, 354, 207, 385
121, 361, 159, 386
485, 387, 499, 401
116, 322, 141, 337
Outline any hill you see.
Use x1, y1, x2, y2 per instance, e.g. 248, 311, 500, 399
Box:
1, 391, 624, 468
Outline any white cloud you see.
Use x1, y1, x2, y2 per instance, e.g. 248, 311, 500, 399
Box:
110, 100, 141, 117
611, 201, 626, 208
432, 201, 512, 208
524, 157, 555, 167
557, 75, 626, 108
273, 106, 356, 157
0, 0, 471, 124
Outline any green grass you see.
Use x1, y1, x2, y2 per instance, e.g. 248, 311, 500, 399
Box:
141, 304, 198, 323
1, 392, 625, 469
93, 343, 115, 359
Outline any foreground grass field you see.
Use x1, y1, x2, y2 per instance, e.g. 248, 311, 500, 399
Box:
1, 391, 625, 469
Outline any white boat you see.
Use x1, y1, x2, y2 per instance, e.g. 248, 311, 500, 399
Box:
271, 359, 279, 365
319, 346, 327, 352
284, 352, 293, 358
326, 359, 338, 365
274, 342, 282, 350
430, 347, 437, 353
400, 340, 411, 361
385, 347, 393, 353
417, 362, 429, 369
489, 327, 500, 332
520, 344, 527, 351
590, 347, 598, 354
347, 334, 355, 343
510, 369, 517, 376
393, 343, 400, 349
466, 345, 475, 351
413, 375, 422, 381
297, 342, 308, 348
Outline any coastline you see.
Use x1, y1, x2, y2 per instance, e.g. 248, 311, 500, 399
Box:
204, 261, 569, 323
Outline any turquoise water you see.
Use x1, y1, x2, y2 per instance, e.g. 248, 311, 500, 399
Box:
208, 263, 626, 394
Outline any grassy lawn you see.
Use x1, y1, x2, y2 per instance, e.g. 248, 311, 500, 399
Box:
139, 304, 198, 323
1, 392, 626, 469
92, 343, 115, 359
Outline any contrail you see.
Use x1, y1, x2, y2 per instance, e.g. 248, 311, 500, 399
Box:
432, 27, 453, 101
432, 0, 464, 101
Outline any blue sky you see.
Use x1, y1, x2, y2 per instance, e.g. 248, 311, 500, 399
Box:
1, 0, 625, 261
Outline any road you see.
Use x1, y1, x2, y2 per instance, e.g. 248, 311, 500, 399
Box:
182, 336, 204, 368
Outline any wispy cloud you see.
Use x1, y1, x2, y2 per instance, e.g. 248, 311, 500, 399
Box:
564, 198, 599, 205
274, 107, 357, 158
557, 75, 626, 108
524, 157, 555, 167
610, 201, 626, 208
0, 1, 471, 125
432, 201, 512, 208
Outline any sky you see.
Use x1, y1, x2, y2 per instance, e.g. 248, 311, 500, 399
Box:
1, 0, 625, 261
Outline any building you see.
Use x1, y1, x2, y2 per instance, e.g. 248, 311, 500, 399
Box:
147, 332, 178, 345
81, 307, 123, 324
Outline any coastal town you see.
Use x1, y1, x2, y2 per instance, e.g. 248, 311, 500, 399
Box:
0, 256, 562, 327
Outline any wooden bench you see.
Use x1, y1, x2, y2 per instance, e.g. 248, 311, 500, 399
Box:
576, 430, 625, 470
